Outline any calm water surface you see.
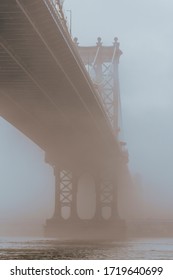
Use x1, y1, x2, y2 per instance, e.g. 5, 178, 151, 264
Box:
0, 237, 173, 259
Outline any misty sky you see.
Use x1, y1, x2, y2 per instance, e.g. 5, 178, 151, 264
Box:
1, 0, 173, 222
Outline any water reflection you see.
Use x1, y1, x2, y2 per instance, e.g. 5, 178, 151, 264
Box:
0, 237, 173, 259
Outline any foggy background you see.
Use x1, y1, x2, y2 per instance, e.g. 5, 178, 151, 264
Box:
0, 0, 173, 233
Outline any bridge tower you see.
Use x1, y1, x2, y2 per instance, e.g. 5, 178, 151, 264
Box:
45, 38, 126, 240
75, 37, 122, 138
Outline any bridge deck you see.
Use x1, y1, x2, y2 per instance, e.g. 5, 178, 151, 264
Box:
0, 0, 122, 170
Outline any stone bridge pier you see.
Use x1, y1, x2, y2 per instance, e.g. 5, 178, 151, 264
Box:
45, 154, 126, 240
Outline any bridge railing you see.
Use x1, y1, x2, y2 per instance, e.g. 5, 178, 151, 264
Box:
44, 0, 69, 35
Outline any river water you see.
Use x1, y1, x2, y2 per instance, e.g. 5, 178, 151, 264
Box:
0, 237, 173, 259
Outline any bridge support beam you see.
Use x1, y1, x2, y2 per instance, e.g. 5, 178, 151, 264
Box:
45, 163, 126, 241
51, 167, 78, 221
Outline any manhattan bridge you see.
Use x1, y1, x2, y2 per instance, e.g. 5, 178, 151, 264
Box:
0, 0, 131, 240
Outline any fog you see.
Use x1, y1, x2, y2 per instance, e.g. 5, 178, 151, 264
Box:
0, 0, 173, 236
64, 0, 173, 220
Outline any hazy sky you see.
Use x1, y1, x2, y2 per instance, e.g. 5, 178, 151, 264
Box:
0, 0, 173, 222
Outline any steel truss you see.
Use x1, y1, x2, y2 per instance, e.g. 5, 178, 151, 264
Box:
54, 168, 76, 219
100, 178, 113, 207
76, 37, 122, 136
99, 176, 117, 219
54, 168, 117, 220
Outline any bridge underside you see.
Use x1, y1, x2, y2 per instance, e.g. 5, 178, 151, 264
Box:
0, 0, 121, 167
0, 0, 127, 240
